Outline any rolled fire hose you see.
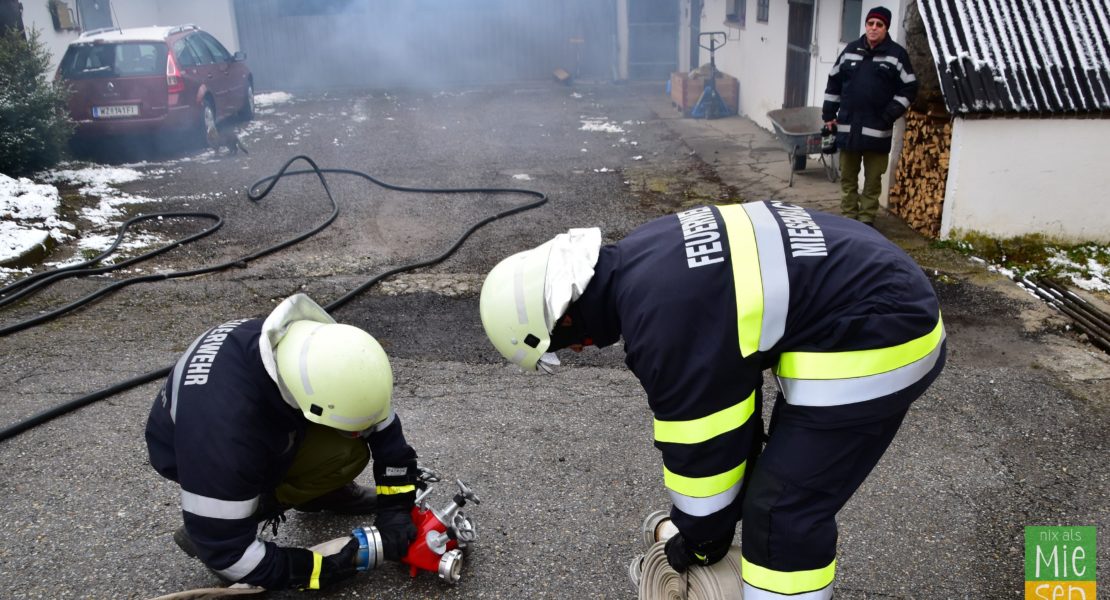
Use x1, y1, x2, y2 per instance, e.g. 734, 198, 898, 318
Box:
145, 536, 350, 599
630, 511, 744, 600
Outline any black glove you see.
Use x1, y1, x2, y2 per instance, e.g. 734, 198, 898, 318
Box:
375, 507, 417, 561
664, 532, 731, 573
287, 537, 359, 590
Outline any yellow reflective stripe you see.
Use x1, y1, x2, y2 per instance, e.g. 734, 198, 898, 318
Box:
741, 556, 836, 595
717, 204, 763, 357
664, 460, 746, 497
654, 391, 755, 444
776, 315, 944, 380
376, 484, 416, 496
308, 551, 323, 589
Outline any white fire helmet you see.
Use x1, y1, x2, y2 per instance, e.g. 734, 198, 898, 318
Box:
479, 228, 601, 371
480, 242, 555, 371
274, 321, 393, 431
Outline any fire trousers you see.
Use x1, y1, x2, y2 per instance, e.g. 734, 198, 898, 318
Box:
738, 402, 912, 599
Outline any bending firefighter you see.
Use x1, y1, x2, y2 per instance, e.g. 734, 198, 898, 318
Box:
479, 201, 945, 599
146, 294, 420, 590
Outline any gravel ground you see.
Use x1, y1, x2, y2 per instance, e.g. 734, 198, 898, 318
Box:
0, 83, 1107, 599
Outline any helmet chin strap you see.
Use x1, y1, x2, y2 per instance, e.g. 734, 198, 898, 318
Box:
548, 303, 589, 352
537, 353, 560, 374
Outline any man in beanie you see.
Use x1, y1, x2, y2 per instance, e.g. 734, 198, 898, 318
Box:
822, 5, 917, 227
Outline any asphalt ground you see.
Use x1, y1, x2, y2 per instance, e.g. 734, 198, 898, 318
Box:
0, 83, 1107, 599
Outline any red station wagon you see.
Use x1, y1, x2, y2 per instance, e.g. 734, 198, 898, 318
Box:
56, 25, 253, 142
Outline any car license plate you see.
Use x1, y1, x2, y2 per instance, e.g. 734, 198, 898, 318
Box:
93, 104, 140, 118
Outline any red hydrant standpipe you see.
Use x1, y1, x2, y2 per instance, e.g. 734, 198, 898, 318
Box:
401, 477, 480, 584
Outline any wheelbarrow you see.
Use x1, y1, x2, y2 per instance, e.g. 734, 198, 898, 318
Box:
766, 107, 839, 186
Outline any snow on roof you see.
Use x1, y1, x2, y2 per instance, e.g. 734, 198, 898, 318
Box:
918, 0, 1110, 115
75, 25, 197, 44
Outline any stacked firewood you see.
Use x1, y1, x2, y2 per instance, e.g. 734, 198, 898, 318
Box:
888, 109, 952, 238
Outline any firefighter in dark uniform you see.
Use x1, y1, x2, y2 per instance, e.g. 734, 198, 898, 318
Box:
146, 294, 421, 590
478, 201, 945, 599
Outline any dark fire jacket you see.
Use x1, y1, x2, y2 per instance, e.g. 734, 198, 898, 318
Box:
145, 318, 416, 589
573, 201, 944, 542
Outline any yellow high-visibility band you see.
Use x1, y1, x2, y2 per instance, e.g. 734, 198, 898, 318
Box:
741, 556, 836, 594
376, 484, 416, 496
664, 461, 746, 498
776, 316, 943, 380
308, 551, 323, 590
717, 204, 763, 358
654, 391, 755, 445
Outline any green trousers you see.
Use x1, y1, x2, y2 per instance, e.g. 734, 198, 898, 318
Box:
274, 423, 370, 506
838, 149, 890, 223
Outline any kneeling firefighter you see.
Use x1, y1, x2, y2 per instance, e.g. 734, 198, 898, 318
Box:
145, 294, 420, 590
479, 201, 946, 599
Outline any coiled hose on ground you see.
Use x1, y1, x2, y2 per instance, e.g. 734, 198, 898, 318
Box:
0, 155, 546, 442
631, 511, 744, 600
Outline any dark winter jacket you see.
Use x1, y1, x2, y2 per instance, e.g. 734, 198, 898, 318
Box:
822, 35, 918, 153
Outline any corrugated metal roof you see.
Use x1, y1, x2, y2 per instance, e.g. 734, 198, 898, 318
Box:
918, 0, 1110, 115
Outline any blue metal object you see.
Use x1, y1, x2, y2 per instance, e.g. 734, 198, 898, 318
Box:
690, 32, 734, 120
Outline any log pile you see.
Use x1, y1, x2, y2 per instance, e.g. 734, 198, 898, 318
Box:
888, 109, 952, 238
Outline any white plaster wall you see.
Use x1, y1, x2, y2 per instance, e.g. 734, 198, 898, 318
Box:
940, 118, 1110, 243
20, 0, 236, 73
20, 2, 81, 74
690, 0, 909, 203
691, 1, 907, 131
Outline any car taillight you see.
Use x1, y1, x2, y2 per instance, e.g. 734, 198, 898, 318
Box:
166, 51, 184, 93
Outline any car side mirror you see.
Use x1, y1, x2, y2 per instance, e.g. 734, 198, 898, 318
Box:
233, 51, 246, 61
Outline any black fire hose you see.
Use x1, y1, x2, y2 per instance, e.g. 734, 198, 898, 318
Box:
0, 155, 547, 443
0, 212, 224, 308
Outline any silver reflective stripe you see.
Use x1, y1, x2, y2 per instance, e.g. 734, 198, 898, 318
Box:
894, 95, 910, 108
181, 490, 259, 520
297, 330, 315, 395
777, 334, 945, 406
667, 478, 744, 517
859, 126, 893, 138
371, 410, 396, 432
217, 539, 268, 581
742, 202, 788, 351
743, 583, 833, 600
842, 53, 864, 61
513, 260, 529, 324
824, 93, 840, 102
169, 328, 211, 423
877, 54, 916, 83
877, 55, 903, 68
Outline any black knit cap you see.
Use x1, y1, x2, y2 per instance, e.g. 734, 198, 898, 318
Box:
866, 6, 891, 28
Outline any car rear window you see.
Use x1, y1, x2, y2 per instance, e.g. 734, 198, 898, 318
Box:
59, 42, 168, 79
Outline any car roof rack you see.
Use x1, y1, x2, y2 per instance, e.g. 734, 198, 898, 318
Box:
166, 24, 199, 35
78, 27, 118, 38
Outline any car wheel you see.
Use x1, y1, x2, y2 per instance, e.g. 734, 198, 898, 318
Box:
199, 99, 216, 147
238, 82, 255, 122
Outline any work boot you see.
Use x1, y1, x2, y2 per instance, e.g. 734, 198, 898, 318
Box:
173, 526, 233, 583
173, 525, 199, 558
294, 482, 377, 515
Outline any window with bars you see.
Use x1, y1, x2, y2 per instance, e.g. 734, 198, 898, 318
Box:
756, 0, 769, 23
